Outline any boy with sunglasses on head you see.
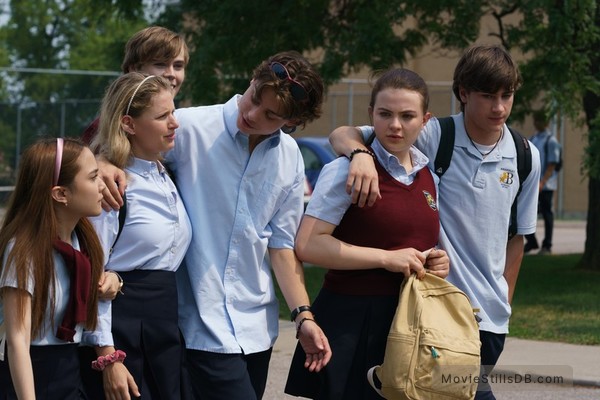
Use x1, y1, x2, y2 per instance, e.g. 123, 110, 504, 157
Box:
98, 51, 331, 400
329, 45, 541, 400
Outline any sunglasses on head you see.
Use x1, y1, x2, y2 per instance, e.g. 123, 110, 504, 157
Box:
269, 62, 308, 102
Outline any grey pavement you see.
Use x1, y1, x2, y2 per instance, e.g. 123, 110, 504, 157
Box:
264, 219, 600, 399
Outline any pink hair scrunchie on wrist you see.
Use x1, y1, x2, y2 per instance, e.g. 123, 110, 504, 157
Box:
91, 350, 127, 371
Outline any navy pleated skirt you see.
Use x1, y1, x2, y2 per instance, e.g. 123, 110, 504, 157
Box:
285, 288, 398, 400
80, 269, 188, 399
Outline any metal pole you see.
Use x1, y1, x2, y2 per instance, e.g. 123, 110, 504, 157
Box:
60, 101, 66, 137
16, 104, 22, 169
347, 82, 354, 126
331, 93, 338, 133
557, 115, 565, 218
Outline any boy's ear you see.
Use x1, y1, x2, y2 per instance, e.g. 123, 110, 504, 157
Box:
459, 87, 469, 103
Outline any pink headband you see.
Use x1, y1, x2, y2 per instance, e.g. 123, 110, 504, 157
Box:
53, 138, 64, 186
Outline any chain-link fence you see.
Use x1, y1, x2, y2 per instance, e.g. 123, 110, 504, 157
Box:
0, 71, 456, 205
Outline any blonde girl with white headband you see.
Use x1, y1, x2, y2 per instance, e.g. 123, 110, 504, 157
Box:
0, 138, 106, 399
81, 72, 192, 399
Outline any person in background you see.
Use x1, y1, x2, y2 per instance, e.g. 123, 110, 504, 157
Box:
95, 51, 331, 400
284, 68, 449, 399
82, 25, 189, 144
0, 138, 105, 399
328, 45, 541, 400
82, 72, 192, 399
524, 110, 561, 255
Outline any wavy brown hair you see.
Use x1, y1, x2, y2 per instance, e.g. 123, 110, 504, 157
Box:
251, 51, 324, 129
0, 138, 104, 338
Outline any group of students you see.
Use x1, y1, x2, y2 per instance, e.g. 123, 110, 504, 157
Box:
0, 25, 541, 400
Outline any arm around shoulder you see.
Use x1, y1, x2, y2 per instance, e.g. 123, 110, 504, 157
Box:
96, 156, 127, 211
329, 126, 380, 207
329, 125, 367, 157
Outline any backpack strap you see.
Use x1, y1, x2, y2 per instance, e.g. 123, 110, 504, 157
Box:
508, 129, 532, 240
434, 117, 456, 178
366, 130, 376, 147
109, 193, 127, 255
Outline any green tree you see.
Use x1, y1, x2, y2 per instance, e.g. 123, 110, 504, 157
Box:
0, 0, 153, 169
166, 0, 599, 268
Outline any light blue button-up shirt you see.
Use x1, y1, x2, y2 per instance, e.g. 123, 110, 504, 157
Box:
167, 95, 305, 354
83, 158, 192, 346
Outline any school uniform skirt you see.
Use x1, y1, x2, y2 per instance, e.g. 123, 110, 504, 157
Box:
0, 343, 86, 399
285, 288, 398, 400
81, 269, 187, 400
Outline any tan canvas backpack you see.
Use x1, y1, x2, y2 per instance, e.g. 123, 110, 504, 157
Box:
368, 273, 481, 399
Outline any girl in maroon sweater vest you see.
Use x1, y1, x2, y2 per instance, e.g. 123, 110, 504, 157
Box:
285, 68, 450, 400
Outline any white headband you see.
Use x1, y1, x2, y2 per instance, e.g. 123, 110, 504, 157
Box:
125, 75, 156, 116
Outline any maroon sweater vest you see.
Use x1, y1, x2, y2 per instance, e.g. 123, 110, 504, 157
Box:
324, 160, 440, 296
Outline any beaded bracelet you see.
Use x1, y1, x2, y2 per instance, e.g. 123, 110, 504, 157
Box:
290, 305, 312, 322
349, 148, 376, 162
295, 317, 316, 339
91, 350, 127, 371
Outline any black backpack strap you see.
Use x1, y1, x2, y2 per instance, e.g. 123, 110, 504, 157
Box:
508, 129, 532, 239
109, 193, 127, 255
366, 130, 376, 146
434, 117, 456, 178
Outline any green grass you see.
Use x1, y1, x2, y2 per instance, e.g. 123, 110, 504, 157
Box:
510, 254, 600, 345
274, 254, 600, 345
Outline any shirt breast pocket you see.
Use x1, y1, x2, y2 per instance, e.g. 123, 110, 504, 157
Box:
251, 181, 288, 231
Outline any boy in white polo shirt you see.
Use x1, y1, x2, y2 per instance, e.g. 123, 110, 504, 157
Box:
329, 44, 541, 400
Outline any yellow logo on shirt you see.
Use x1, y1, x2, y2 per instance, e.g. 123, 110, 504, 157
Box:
500, 170, 516, 187
422, 191, 438, 211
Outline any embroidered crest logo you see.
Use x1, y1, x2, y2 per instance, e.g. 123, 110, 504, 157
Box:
422, 191, 437, 211
500, 170, 516, 188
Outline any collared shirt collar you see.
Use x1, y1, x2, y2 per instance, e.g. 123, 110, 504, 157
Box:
126, 157, 166, 177
453, 112, 516, 161
371, 137, 429, 180
224, 94, 281, 146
